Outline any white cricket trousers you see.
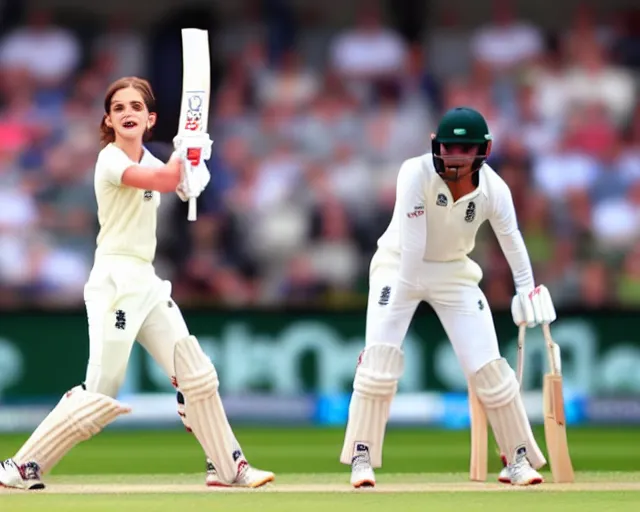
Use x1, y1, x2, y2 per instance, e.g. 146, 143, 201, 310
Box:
366, 249, 501, 376
83, 256, 189, 398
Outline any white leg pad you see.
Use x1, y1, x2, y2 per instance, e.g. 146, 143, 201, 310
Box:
174, 336, 241, 483
14, 385, 131, 474
176, 388, 245, 467
340, 344, 404, 468
471, 359, 546, 469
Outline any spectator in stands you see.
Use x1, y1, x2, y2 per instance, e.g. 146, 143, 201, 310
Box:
529, 35, 571, 126
329, 4, 407, 85
0, 145, 39, 299
92, 16, 146, 83
0, 8, 81, 94
470, 0, 544, 72
592, 180, 640, 251
424, 7, 472, 82
255, 49, 321, 109
0, 3, 637, 309
579, 260, 613, 309
563, 38, 635, 128
563, 3, 617, 62
532, 126, 600, 201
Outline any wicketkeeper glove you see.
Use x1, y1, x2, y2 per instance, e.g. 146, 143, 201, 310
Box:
511, 285, 557, 328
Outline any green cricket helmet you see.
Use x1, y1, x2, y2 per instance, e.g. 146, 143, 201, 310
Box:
431, 107, 493, 182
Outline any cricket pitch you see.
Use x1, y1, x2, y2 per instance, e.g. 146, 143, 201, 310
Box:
3, 472, 640, 494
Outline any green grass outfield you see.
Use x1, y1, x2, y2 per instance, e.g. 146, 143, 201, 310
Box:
1, 426, 640, 511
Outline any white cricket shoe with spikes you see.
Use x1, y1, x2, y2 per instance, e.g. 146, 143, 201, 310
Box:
498, 453, 511, 483
0, 459, 45, 490
350, 444, 376, 488
499, 450, 544, 486
205, 458, 274, 488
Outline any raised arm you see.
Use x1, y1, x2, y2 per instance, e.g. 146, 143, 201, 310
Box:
121, 156, 182, 193
101, 147, 183, 193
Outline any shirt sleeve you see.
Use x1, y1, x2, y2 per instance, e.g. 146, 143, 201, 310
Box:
489, 180, 535, 293
99, 146, 135, 186
396, 160, 427, 286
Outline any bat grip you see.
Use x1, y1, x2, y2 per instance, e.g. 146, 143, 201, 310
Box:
188, 197, 197, 221
181, 156, 197, 221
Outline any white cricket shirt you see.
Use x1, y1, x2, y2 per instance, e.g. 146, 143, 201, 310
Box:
93, 143, 162, 263
377, 153, 534, 291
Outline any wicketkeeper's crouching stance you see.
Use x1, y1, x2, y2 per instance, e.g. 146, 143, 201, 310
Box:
340, 107, 557, 488
0, 76, 274, 490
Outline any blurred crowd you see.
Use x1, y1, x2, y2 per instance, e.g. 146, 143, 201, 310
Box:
0, 1, 638, 309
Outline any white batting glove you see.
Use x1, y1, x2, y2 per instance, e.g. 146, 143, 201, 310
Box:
175, 181, 192, 202
195, 160, 211, 190
169, 151, 192, 201
173, 134, 213, 201
176, 162, 210, 201
173, 133, 213, 161
511, 285, 557, 327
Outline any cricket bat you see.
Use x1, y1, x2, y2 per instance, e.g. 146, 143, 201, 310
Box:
516, 323, 526, 386
469, 324, 526, 482
542, 323, 575, 483
177, 28, 211, 222
469, 386, 488, 481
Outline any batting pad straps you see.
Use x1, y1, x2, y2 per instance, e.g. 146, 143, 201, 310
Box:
15, 386, 131, 474
174, 336, 241, 484
175, 343, 219, 403
474, 362, 518, 409
353, 345, 404, 397
340, 344, 404, 468
472, 359, 546, 469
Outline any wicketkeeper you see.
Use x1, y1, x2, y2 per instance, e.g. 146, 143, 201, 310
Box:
340, 107, 556, 487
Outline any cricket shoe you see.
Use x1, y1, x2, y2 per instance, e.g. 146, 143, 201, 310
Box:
350, 443, 376, 488
498, 453, 510, 483
205, 458, 274, 488
0, 459, 45, 490
499, 449, 544, 486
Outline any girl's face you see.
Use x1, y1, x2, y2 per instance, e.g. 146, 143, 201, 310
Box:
105, 86, 156, 144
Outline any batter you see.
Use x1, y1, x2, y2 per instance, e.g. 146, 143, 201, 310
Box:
0, 76, 274, 490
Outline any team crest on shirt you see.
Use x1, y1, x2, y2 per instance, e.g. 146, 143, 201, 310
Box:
114, 309, 126, 330
378, 286, 391, 306
464, 201, 476, 223
407, 202, 425, 218
143, 190, 153, 201
436, 193, 448, 207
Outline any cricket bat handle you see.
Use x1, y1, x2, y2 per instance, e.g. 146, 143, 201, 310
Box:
516, 323, 526, 387
188, 197, 197, 221
542, 323, 561, 376
181, 156, 197, 221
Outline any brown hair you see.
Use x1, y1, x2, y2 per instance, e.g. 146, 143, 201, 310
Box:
99, 76, 156, 148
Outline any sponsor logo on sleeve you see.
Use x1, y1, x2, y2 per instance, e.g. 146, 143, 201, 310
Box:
407, 202, 425, 218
